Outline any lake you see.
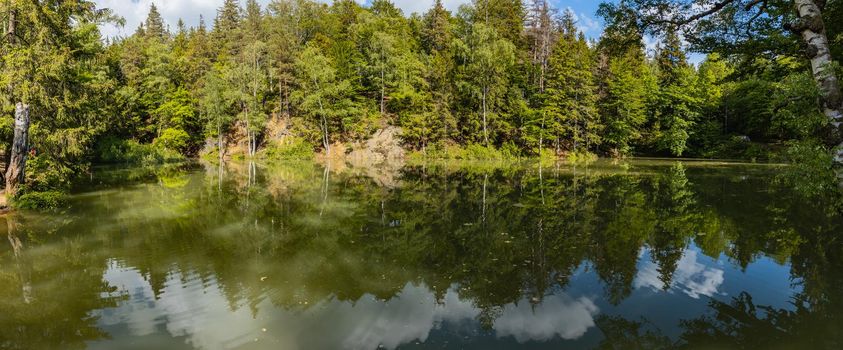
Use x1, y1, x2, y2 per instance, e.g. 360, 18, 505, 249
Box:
1, 159, 841, 350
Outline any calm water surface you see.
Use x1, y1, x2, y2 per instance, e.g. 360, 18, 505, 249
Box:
1, 160, 842, 350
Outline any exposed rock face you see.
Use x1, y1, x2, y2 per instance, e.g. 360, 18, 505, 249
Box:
347, 127, 405, 166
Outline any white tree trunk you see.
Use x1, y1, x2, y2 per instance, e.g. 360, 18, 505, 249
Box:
793, 0, 843, 162
5, 103, 30, 200
482, 87, 489, 146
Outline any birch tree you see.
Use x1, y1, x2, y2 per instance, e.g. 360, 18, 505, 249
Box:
457, 23, 516, 146
599, 0, 843, 161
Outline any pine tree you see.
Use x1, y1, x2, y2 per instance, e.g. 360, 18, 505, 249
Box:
213, 0, 243, 59
651, 28, 699, 156
144, 3, 168, 41
657, 29, 688, 86
184, 15, 215, 89
472, 0, 526, 47
422, 0, 451, 54
421, 0, 456, 142
243, 0, 264, 43
601, 49, 649, 156
542, 11, 601, 155
597, 15, 650, 157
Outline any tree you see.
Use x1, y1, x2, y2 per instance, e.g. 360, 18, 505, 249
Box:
292, 44, 355, 153
0, 0, 116, 200
598, 0, 843, 162
144, 3, 168, 41
525, 0, 556, 96
183, 16, 215, 90
200, 65, 236, 161
650, 29, 700, 156
232, 41, 269, 157
420, 0, 457, 143
153, 88, 199, 153
541, 11, 602, 155
472, 0, 527, 47
456, 23, 516, 146
213, 0, 243, 59
601, 49, 651, 156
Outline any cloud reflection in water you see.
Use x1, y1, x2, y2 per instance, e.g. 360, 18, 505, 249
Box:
94, 260, 599, 350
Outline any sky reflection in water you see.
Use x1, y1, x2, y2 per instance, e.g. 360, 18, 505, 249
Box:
1, 160, 838, 350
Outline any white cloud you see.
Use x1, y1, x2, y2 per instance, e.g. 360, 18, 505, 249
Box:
95, 0, 240, 38
391, 0, 470, 15
94, 0, 471, 39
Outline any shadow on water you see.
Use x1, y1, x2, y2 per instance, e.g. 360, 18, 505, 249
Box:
1, 159, 842, 349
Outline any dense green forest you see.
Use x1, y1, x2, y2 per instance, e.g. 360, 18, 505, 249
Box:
1, 0, 842, 205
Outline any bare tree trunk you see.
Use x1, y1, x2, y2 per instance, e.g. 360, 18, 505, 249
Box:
314, 79, 330, 154
482, 86, 489, 146
792, 0, 843, 162
380, 64, 385, 115
5, 103, 29, 200
218, 125, 224, 163
6, 8, 16, 45
539, 116, 545, 155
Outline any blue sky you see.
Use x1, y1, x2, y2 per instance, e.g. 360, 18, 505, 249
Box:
95, 1, 610, 40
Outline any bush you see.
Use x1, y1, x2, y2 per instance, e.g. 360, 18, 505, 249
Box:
14, 190, 68, 210
566, 150, 597, 163
259, 137, 315, 161
775, 140, 837, 199
408, 142, 541, 161
96, 136, 184, 165
463, 144, 505, 160
154, 128, 191, 153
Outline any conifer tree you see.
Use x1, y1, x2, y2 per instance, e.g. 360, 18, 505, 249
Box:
601, 49, 649, 156
213, 0, 243, 59
472, 0, 526, 47
542, 10, 601, 155
420, 0, 456, 143
458, 23, 516, 146
597, 14, 651, 157
651, 28, 699, 156
144, 3, 168, 41
184, 15, 215, 89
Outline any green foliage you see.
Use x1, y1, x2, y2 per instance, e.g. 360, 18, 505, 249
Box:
776, 141, 838, 200
566, 150, 598, 163
291, 43, 357, 150
542, 12, 602, 155
96, 137, 184, 165
13, 190, 68, 210
648, 30, 701, 157
2, 0, 841, 196
259, 137, 315, 160
455, 22, 517, 146
601, 49, 650, 156
154, 128, 191, 152
408, 142, 522, 161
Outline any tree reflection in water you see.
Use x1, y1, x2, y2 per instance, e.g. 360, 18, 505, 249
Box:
0, 160, 841, 349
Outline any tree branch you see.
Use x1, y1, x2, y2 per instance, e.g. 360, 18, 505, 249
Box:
652, 0, 739, 26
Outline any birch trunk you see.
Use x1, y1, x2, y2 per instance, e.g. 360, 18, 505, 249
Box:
793, 0, 843, 162
482, 86, 489, 146
5, 103, 30, 199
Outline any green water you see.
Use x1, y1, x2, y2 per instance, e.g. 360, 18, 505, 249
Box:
1, 160, 842, 350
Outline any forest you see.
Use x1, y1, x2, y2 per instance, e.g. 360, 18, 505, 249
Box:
1, 0, 842, 206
